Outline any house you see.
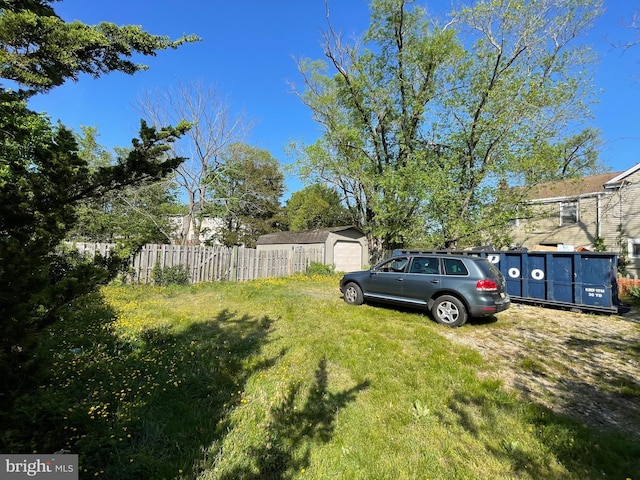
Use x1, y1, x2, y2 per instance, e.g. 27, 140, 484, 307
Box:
256, 226, 369, 273
167, 214, 225, 245
511, 163, 640, 277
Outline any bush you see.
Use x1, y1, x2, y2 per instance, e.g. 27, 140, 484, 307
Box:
305, 261, 335, 276
628, 286, 640, 301
152, 263, 190, 286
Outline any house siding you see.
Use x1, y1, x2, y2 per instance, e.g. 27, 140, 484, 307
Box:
618, 177, 640, 276
512, 167, 640, 277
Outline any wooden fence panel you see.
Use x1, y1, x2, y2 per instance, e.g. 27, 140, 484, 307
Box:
72, 243, 328, 284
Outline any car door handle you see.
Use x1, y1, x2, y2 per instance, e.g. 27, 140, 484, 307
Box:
430, 280, 440, 284
396, 277, 404, 282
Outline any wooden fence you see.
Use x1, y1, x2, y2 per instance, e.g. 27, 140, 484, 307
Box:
72, 243, 325, 284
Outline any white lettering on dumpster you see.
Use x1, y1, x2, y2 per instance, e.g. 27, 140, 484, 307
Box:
585, 287, 605, 298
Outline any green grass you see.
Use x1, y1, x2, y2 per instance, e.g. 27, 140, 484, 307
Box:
2, 275, 639, 479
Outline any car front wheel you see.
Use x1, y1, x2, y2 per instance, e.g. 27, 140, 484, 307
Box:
431, 295, 467, 327
343, 282, 364, 305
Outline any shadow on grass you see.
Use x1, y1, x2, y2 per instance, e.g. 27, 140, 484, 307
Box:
218, 358, 370, 480
356, 300, 501, 327
0, 291, 280, 479
438, 385, 640, 478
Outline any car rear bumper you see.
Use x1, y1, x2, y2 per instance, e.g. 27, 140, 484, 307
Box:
468, 295, 510, 317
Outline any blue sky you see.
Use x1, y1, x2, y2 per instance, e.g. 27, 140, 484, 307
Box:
29, 1, 640, 198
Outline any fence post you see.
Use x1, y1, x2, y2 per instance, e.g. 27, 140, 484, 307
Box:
231, 246, 238, 281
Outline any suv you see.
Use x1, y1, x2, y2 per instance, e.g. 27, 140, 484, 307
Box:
339, 251, 510, 327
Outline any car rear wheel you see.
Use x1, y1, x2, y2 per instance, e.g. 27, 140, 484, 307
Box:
343, 282, 364, 305
431, 295, 467, 327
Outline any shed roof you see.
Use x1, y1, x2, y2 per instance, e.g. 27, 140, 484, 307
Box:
257, 226, 363, 245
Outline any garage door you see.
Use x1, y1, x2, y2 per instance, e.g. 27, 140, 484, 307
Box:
334, 241, 363, 272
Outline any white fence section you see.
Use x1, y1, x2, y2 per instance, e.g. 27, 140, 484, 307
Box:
72, 243, 325, 284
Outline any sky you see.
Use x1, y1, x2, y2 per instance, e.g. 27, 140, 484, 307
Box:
28, 1, 640, 199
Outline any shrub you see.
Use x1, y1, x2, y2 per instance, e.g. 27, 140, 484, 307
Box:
305, 261, 335, 276
592, 236, 607, 252
628, 285, 640, 301
152, 263, 190, 286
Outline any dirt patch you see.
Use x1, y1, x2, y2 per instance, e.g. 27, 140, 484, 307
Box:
442, 302, 640, 437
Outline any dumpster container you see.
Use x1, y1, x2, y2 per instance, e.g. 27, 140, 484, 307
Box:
394, 249, 619, 314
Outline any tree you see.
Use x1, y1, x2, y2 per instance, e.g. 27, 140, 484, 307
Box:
293, 0, 603, 257
292, 0, 461, 255
285, 183, 352, 231
0, 1, 198, 93
423, 0, 604, 248
614, 8, 640, 50
136, 80, 250, 244
0, 0, 197, 399
68, 127, 182, 244
206, 143, 284, 247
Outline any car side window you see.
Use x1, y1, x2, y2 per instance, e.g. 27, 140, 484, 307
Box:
422, 257, 440, 274
444, 258, 469, 276
378, 257, 408, 273
410, 258, 425, 273
409, 257, 440, 274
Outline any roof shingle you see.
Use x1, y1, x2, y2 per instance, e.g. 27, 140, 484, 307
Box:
257, 226, 361, 245
524, 172, 622, 200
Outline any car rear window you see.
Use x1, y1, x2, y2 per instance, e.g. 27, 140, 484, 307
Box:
475, 259, 501, 279
444, 258, 468, 276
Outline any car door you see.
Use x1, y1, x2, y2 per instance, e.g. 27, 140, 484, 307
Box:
401, 256, 444, 306
365, 256, 408, 300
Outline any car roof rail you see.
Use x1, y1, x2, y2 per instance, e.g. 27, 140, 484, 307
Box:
392, 249, 453, 256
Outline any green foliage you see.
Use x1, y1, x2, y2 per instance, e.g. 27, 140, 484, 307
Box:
520, 128, 605, 184
285, 183, 352, 231
305, 261, 335, 276
294, 0, 603, 255
0, 0, 196, 405
593, 236, 607, 252
68, 126, 182, 245
628, 286, 640, 301
294, 1, 458, 253
206, 143, 285, 247
151, 263, 190, 286
0, 98, 189, 344
616, 225, 629, 275
0, 1, 200, 93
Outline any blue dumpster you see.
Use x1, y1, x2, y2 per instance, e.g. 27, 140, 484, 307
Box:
394, 249, 619, 313
493, 251, 618, 313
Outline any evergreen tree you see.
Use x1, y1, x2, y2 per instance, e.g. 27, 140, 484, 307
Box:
0, 0, 198, 400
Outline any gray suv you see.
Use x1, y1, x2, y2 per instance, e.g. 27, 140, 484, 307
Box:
339, 251, 510, 327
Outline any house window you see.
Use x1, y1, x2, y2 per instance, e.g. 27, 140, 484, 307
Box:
560, 201, 578, 226
629, 239, 640, 259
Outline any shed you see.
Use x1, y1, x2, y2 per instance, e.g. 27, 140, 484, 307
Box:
256, 226, 368, 273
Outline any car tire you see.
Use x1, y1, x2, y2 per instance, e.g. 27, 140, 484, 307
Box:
431, 295, 467, 327
343, 282, 364, 305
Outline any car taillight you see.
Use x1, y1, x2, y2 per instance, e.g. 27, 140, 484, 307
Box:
476, 279, 498, 292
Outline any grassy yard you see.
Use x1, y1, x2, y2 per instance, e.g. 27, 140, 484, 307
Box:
2, 275, 639, 479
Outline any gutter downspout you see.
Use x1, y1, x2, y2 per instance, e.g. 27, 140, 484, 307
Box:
596, 193, 601, 239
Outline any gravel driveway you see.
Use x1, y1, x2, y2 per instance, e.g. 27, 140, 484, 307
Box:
442, 302, 640, 437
